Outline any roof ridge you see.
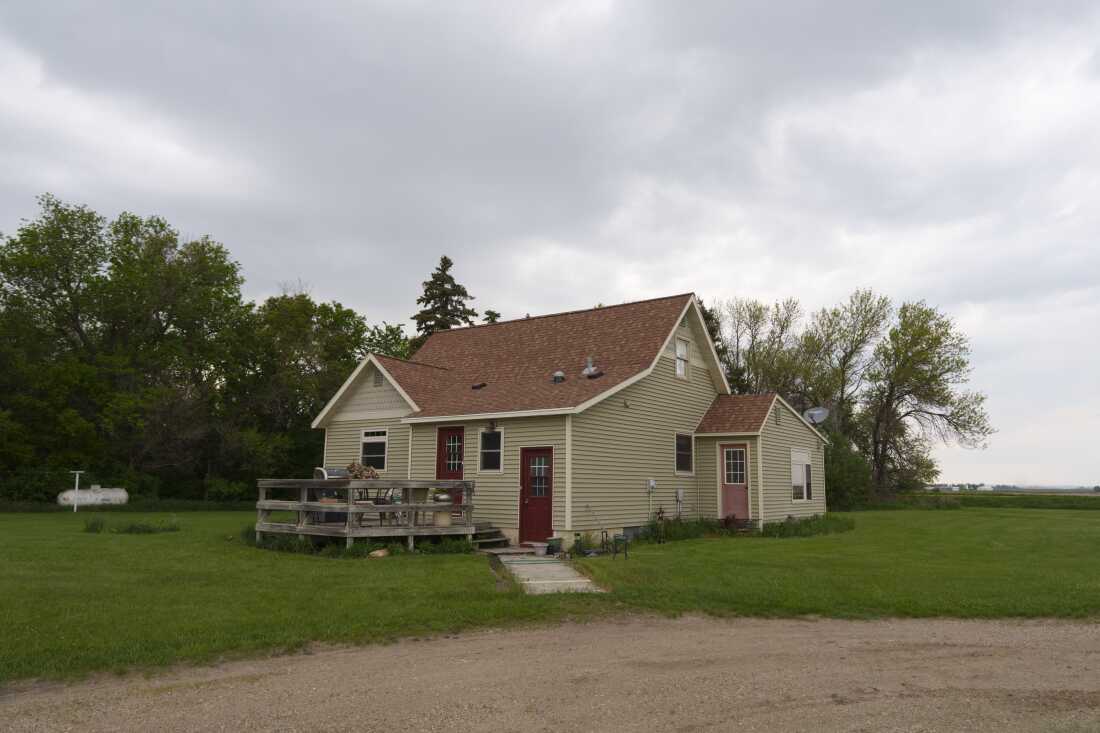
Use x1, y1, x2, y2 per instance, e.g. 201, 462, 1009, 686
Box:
373, 353, 450, 371
429, 292, 696, 334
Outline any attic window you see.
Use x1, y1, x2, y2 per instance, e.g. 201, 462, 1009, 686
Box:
373, 370, 383, 388
675, 338, 689, 378
471, 382, 487, 390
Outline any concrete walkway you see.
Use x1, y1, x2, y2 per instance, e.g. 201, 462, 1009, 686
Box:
498, 555, 602, 594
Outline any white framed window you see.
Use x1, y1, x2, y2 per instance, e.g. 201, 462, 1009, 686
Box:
479, 429, 503, 472
791, 449, 810, 501
675, 338, 689, 378
361, 429, 388, 471
675, 433, 693, 474
373, 370, 384, 387
724, 447, 746, 484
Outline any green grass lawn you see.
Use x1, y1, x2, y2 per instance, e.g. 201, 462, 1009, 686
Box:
0, 512, 605, 684
576, 508, 1100, 618
2, 508, 1099, 684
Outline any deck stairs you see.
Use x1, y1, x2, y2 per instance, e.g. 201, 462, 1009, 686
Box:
471, 524, 534, 554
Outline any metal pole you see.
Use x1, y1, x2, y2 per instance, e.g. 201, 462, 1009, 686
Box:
70, 470, 84, 512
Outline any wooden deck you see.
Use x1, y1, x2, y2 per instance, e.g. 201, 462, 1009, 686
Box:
255, 478, 476, 549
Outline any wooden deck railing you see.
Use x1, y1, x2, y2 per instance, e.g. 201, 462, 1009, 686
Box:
255, 479, 475, 549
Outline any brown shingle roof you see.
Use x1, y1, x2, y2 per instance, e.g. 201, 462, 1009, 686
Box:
695, 393, 777, 434
390, 293, 695, 418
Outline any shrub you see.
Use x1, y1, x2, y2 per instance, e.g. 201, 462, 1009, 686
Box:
418, 537, 474, 554
111, 518, 180, 534
877, 494, 962, 510
83, 517, 105, 534
205, 478, 251, 502
241, 526, 441, 558
761, 514, 854, 538
642, 517, 730, 543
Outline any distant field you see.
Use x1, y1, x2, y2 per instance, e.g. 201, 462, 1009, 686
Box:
954, 493, 1100, 510
2, 508, 1099, 684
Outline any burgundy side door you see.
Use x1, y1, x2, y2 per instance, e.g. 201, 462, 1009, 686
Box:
436, 427, 464, 505
519, 447, 553, 543
720, 443, 749, 520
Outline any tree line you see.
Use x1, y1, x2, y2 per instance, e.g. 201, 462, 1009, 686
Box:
0, 195, 990, 505
0, 196, 488, 502
699, 291, 993, 507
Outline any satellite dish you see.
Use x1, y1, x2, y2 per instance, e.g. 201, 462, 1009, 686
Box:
803, 406, 829, 425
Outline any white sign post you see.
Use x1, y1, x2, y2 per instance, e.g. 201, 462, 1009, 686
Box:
69, 470, 84, 512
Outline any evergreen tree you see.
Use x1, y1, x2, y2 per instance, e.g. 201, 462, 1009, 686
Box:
412, 255, 478, 336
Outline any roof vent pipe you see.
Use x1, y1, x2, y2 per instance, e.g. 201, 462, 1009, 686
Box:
582, 355, 604, 379
551, 370, 566, 384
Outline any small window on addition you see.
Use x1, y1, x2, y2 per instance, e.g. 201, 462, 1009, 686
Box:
675, 338, 689, 378
480, 430, 502, 471
675, 434, 693, 473
361, 430, 387, 471
790, 449, 809, 501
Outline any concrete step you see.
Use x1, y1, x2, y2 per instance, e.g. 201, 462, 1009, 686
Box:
498, 555, 602, 594
479, 545, 536, 556
471, 535, 509, 546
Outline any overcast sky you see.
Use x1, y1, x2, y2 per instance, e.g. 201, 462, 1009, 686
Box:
2, 1, 1098, 485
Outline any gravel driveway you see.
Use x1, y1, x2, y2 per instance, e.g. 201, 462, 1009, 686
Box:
4, 616, 1099, 732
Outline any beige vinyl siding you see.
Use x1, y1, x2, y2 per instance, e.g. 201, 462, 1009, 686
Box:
571, 318, 720, 531
409, 416, 566, 530
328, 363, 411, 421
759, 401, 827, 521
324, 417, 411, 477
695, 435, 760, 521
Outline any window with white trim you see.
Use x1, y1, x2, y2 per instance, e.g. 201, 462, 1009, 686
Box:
675, 434, 693, 473
724, 447, 746, 484
791, 449, 811, 501
675, 338, 689, 378
373, 370, 383, 387
479, 430, 502, 471
361, 430, 387, 470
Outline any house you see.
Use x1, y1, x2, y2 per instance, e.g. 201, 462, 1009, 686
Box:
312, 293, 827, 545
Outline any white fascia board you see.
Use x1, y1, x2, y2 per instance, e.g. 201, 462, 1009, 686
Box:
401, 406, 575, 424
773, 394, 830, 444
687, 296, 732, 395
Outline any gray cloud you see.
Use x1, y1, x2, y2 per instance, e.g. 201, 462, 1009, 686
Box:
2, 1, 1098, 483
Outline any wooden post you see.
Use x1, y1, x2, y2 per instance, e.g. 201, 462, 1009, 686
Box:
345, 484, 354, 548
407, 534, 414, 551
256, 484, 265, 544
298, 484, 308, 543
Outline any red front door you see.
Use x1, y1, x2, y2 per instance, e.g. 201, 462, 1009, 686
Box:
519, 448, 553, 543
436, 427, 464, 504
720, 443, 749, 520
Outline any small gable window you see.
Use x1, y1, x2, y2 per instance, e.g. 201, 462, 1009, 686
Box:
675, 338, 689, 378
373, 370, 384, 388
675, 433, 693, 474
480, 430, 502, 472
361, 430, 388, 471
